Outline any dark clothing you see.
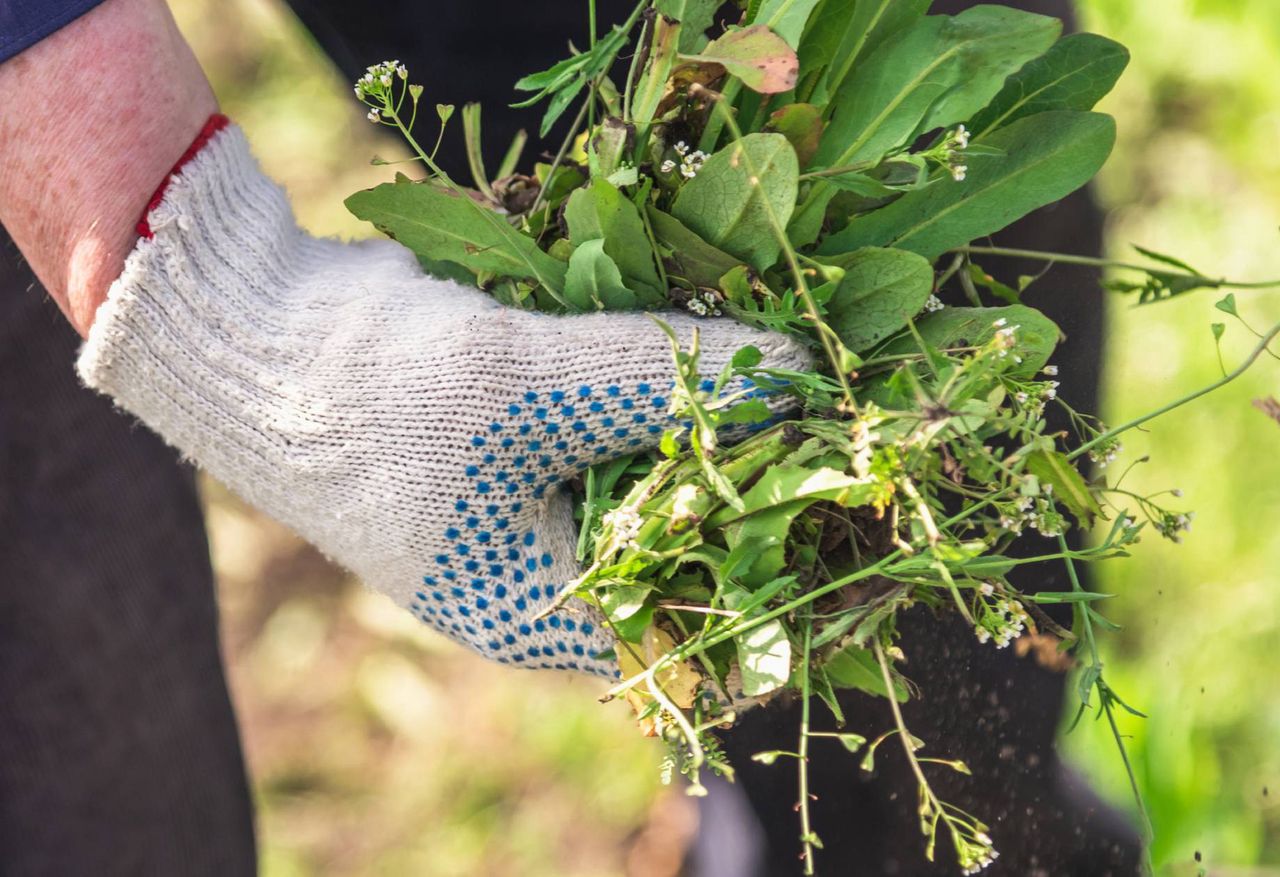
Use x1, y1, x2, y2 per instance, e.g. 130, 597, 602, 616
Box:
0, 242, 258, 875
0, 0, 1141, 874
0, 0, 106, 62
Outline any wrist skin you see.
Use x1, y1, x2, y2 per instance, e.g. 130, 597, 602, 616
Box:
0, 0, 217, 337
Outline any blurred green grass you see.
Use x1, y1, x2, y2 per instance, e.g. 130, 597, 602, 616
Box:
171, 0, 1280, 873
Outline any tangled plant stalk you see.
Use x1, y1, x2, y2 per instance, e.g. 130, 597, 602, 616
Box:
345, 2, 1280, 871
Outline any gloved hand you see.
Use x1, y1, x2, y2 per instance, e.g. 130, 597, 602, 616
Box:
78, 120, 810, 676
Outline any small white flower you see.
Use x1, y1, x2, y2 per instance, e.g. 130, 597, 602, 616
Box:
954, 124, 970, 149
993, 318, 1008, 328
951, 164, 968, 182
367, 108, 381, 123
923, 294, 945, 313
660, 159, 677, 174
380, 74, 393, 86
980, 582, 995, 597
1043, 364, 1059, 376
674, 140, 689, 155
1172, 489, 1183, 498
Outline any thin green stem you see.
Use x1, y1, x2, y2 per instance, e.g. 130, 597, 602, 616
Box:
797, 158, 878, 181
1058, 534, 1156, 873
1070, 321, 1280, 462
527, 94, 593, 218
955, 245, 1280, 291
798, 621, 817, 875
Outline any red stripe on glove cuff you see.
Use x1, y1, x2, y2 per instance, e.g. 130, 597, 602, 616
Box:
137, 113, 232, 239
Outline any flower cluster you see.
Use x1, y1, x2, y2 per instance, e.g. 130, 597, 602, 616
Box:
602, 506, 644, 550
684, 287, 723, 317
661, 141, 709, 179
923, 294, 946, 313
354, 61, 414, 124
944, 125, 971, 182
974, 595, 1029, 649
957, 830, 999, 875
1088, 436, 1123, 469
1154, 509, 1194, 543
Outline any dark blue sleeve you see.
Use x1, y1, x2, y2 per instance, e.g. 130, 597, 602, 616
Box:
0, 0, 108, 64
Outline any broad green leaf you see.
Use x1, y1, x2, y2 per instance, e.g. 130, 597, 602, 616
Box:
346, 178, 566, 294
686, 25, 800, 94
656, 0, 722, 53
1026, 449, 1102, 523
786, 185, 837, 249
600, 584, 651, 622
766, 103, 824, 166
824, 643, 906, 701
752, 0, 823, 48
874, 305, 1061, 380
819, 111, 1117, 260
564, 239, 638, 311
736, 619, 792, 697
815, 7, 1061, 170
721, 502, 802, 587
672, 133, 799, 272
968, 33, 1130, 138
822, 247, 934, 352
648, 206, 744, 287
565, 179, 664, 302
800, 0, 931, 106
710, 463, 870, 527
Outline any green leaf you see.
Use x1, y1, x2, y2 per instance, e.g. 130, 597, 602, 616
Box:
632, 16, 683, 129
876, 305, 1061, 380
836, 733, 867, 753
1026, 449, 1102, 523
600, 584, 651, 622
513, 22, 633, 136
1132, 244, 1201, 275
822, 247, 934, 352
766, 103, 824, 167
1215, 292, 1239, 317
824, 643, 905, 701
565, 179, 664, 303
1211, 322, 1226, 341
752, 0, 823, 48
648, 207, 744, 287
346, 178, 566, 294
819, 111, 1117, 260
686, 25, 800, 94
1031, 591, 1114, 604
737, 619, 792, 697
815, 7, 1061, 169
656, 0, 722, 53
800, 0, 931, 105
968, 33, 1130, 138
672, 133, 799, 272
564, 239, 638, 311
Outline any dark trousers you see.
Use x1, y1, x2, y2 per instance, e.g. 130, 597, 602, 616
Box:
0, 235, 257, 875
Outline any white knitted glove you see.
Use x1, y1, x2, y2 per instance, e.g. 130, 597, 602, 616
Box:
78, 123, 810, 676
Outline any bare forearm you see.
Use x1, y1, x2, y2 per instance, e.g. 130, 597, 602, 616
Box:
0, 0, 217, 336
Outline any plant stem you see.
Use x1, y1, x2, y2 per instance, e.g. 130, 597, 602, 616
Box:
1058, 534, 1156, 873
527, 94, 593, 218
955, 245, 1280, 291
797, 159, 878, 181
798, 621, 817, 875
1070, 321, 1280, 462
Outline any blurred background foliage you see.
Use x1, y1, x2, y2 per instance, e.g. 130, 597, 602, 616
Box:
169, 0, 1280, 873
